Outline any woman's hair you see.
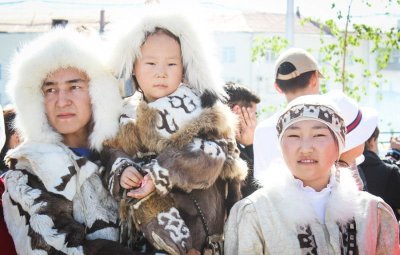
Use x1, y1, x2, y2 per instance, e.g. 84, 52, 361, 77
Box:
0, 106, 17, 169
275, 63, 315, 94
364, 127, 379, 151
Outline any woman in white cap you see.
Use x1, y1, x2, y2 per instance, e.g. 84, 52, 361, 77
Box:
327, 89, 379, 191
224, 94, 399, 254
2, 28, 137, 254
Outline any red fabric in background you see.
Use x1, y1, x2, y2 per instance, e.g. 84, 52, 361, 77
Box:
0, 177, 17, 255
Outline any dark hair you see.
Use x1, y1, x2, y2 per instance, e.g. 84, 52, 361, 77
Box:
275, 61, 315, 93
132, 27, 182, 93
365, 127, 380, 151
224, 82, 260, 108
0, 107, 17, 170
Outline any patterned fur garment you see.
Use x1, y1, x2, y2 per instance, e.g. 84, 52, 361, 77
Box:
103, 84, 248, 254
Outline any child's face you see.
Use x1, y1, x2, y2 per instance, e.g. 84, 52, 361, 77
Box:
134, 31, 183, 102
280, 120, 339, 190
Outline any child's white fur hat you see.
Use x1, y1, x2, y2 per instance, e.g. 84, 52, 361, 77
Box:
107, 8, 225, 98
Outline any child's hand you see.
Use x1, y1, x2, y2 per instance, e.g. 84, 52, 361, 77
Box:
186, 249, 201, 255
120, 166, 143, 189
127, 174, 156, 199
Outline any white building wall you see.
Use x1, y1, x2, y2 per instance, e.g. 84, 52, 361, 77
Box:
0, 33, 39, 105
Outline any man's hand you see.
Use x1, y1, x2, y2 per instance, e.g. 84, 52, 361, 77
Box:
390, 136, 400, 150
127, 174, 156, 199
234, 106, 257, 146
120, 166, 143, 189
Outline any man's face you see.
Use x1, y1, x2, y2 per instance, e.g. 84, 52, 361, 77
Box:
42, 67, 92, 146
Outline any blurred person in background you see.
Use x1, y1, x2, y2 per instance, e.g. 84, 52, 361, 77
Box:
0, 106, 21, 174
385, 136, 400, 167
359, 126, 400, 220
224, 81, 262, 197
0, 104, 17, 255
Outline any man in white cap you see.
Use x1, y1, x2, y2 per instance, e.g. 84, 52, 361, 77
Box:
254, 48, 323, 180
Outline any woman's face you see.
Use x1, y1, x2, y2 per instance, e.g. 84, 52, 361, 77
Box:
42, 67, 92, 147
280, 120, 339, 191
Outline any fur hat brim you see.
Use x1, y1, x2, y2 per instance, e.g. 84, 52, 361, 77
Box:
7, 28, 122, 150
106, 8, 225, 98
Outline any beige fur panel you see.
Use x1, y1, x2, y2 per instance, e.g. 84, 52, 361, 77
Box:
103, 120, 142, 156
169, 103, 237, 147
221, 157, 248, 181
135, 102, 172, 153
136, 101, 239, 152
121, 193, 175, 227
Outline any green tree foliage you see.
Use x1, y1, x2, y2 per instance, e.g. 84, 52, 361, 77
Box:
252, 0, 400, 101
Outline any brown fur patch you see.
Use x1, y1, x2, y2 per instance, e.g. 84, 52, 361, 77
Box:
121, 193, 175, 227
103, 120, 142, 156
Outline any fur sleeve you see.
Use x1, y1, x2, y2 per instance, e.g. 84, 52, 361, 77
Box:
145, 138, 228, 194
3, 170, 87, 254
100, 147, 143, 200
102, 116, 142, 156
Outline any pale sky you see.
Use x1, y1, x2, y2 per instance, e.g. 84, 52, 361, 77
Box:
1, 0, 399, 30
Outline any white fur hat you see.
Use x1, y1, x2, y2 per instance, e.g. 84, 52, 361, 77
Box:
7, 28, 122, 151
326, 90, 378, 152
277, 94, 346, 154
107, 8, 225, 98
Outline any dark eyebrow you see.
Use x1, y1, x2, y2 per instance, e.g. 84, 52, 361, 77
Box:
42, 81, 55, 86
312, 125, 329, 130
42, 78, 85, 87
287, 124, 329, 130
66, 78, 86, 84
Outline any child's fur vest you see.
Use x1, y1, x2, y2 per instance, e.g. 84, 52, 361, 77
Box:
103, 85, 247, 251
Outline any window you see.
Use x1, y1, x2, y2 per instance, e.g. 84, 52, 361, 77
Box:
264, 49, 277, 62
384, 49, 400, 70
222, 47, 236, 63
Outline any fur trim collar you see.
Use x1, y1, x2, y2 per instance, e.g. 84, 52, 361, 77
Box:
107, 8, 225, 98
7, 28, 122, 151
257, 164, 359, 226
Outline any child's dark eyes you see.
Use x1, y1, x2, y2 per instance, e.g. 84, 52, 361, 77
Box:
145, 62, 155, 65
168, 63, 177, 66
